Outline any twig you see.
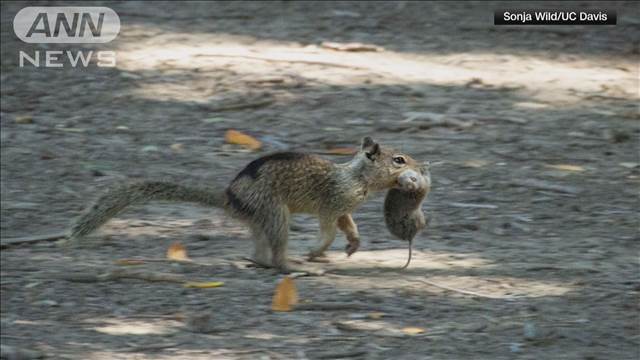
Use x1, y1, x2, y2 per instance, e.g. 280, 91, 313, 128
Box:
449, 202, 498, 209
490, 149, 528, 161
210, 349, 279, 357
414, 278, 515, 300
117, 11, 253, 20
0, 334, 30, 340
0, 345, 43, 359
123, 342, 182, 353
418, 135, 478, 141
242, 256, 272, 268
509, 179, 582, 195
317, 350, 368, 359
115, 258, 216, 267
241, 257, 324, 276
295, 302, 375, 311
102, 269, 186, 283
0, 232, 67, 249
195, 53, 371, 71
124, 314, 183, 320
198, 97, 274, 112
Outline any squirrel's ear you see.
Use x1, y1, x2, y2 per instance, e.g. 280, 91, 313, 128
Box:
361, 137, 380, 160
361, 136, 375, 150
366, 145, 380, 161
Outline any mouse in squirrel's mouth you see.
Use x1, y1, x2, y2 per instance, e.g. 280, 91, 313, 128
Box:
384, 163, 431, 269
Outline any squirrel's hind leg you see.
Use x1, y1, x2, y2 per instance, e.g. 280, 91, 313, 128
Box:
307, 216, 338, 261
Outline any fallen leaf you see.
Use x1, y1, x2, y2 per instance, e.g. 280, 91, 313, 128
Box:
321, 41, 384, 52
183, 281, 224, 288
367, 312, 386, 319
620, 162, 639, 169
463, 160, 488, 168
15, 115, 33, 124
544, 164, 585, 172
167, 242, 190, 261
115, 259, 146, 266
271, 276, 299, 312
401, 327, 426, 335
224, 130, 262, 150
141, 145, 160, 153
325, 147, 358, 155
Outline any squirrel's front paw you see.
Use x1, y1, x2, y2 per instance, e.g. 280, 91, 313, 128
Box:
345, 238, 360, 257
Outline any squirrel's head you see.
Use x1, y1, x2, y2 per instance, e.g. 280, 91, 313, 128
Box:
353, 137, 424, 192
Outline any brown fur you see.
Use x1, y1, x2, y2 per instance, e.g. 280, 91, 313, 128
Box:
68, 137, 422, 272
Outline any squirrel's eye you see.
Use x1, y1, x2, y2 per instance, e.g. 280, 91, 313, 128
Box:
393, 156, 406, 165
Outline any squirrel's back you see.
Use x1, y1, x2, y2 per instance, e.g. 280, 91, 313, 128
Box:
225, 152, 366, 217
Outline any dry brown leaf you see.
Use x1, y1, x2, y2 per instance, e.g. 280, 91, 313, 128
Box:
167, 242, 190, 261
545, 164, 585, 172
401, 326, 426, 335
325, 147, 358, 155
224, 129, 262, 150
271, 276, 299, 312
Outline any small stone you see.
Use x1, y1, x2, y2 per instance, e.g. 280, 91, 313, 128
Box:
604, 129, 631, 143
186, 313, 218, 333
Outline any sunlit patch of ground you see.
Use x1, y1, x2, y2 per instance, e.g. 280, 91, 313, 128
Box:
90, 318, 182, 336
114, 31, 637, 106
318, 249, 575, 299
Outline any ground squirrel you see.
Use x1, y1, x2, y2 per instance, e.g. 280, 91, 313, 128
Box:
383, 163, 430, 269
68, 137, 423, 272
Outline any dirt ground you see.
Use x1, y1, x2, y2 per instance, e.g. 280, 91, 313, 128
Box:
1, 1, 639, 359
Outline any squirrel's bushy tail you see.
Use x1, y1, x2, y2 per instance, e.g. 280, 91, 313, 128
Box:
68, 181, 225, 242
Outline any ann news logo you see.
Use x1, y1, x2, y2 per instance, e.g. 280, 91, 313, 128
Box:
13, 7, 120, 68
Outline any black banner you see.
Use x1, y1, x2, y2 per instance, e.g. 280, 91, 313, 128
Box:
494, 9, 616, 25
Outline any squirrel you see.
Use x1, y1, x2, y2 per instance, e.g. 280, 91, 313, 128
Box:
67, 137, 423, 272
383, 163, 431, 269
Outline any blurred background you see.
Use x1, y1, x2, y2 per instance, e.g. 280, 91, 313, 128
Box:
1, 1, 638, 359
